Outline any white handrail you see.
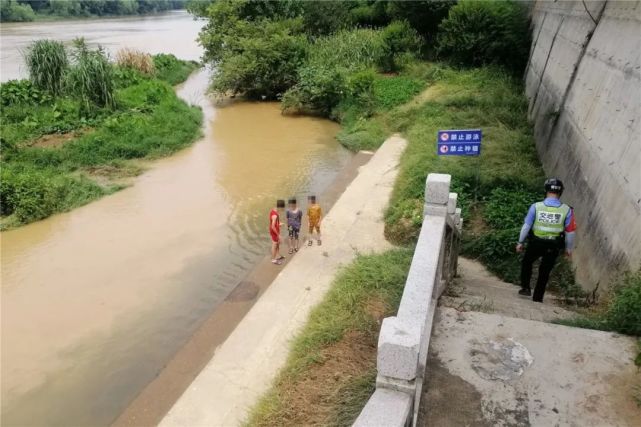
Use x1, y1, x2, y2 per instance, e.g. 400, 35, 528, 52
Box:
354, 173, 462, 427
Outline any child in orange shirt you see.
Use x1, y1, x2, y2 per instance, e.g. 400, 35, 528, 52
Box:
307, 195, 322, 246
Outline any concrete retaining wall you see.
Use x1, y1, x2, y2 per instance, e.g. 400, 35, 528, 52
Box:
353, 174, 462, 427
525, 0, 641, 287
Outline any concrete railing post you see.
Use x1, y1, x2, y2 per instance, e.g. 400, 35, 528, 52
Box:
354, 173, 463, 427
423, 174, 451, 218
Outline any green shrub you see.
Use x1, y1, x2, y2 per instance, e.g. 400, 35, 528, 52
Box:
153, 53, 199, 85
437, 0, 531, 73
387, 0, 454, 39
24, 39, 69, 96
380, 20, 423, 73
0, 0, 35, 22
605, 271, 641, 336
209, 18, 307, 99
483, 186, 540, 229
282, 28, 387, 115
301, 0, 352, 36
67, 38, 116, 111
0, 79, 53, 106
282, 64, 347, 115
1, 164, 105, 223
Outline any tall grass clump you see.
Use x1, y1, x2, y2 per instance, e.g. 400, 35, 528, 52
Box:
67, 38, 115, 111
115, 48, 156, 75
24, 39, 68, 96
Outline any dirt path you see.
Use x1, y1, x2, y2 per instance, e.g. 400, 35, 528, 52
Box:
159, 135, 407, 427
421, 258, 641, 427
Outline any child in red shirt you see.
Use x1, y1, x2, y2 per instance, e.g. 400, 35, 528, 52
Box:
270, 200, 286, 265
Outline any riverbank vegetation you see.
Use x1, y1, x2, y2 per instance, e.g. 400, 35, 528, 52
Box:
0, 0, 185, 22
0, 41, 201, 228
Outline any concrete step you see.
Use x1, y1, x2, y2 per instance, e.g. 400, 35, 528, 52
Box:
440, 258, 577, 323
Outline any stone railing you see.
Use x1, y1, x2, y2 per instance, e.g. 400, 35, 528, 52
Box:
353, 173, 462, 427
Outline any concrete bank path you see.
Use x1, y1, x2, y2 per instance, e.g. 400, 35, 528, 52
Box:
160, 135, 407, 426
421, 258, 641, 426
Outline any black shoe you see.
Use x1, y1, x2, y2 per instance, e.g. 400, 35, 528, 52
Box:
518, 288, 531, 296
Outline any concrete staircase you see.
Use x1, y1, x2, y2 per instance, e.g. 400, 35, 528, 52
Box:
420, 258, 641, 426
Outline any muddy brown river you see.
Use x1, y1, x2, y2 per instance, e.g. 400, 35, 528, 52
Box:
0, 12, 351, 427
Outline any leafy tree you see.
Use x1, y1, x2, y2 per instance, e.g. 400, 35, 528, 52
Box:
17, 0, 47, 11
387, 0, 454, 39
437, 0, 531, 73
0, 0, 35, 22
209, 17, 307, 99
349, 0, 390, 27
198, 0, 302, 64
301, 0, 352, 36
49, 0, 83, 16
380, 20, 422, 72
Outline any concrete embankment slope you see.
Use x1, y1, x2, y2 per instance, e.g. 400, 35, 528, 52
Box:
160, 135, 407, 427
421, 258, 641, 426
525, 0, 641, 288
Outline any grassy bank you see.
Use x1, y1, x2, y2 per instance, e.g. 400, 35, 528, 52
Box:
246, 249, 413, 427
336, 61, 555, 286
0, 53, 201, 229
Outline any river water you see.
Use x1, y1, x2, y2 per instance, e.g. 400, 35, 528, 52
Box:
0, 12, 351, 426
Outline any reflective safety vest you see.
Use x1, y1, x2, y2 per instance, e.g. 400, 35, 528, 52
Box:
532, 202, 570, 239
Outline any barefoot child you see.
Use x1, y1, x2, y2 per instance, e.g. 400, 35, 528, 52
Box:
286, 198, 302, 254
270, 200, 286, 265
307, 195, 322, 246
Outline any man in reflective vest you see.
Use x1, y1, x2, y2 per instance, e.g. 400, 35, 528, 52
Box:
516, 178, 577, 302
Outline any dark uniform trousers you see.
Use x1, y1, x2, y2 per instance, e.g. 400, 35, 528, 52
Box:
521, 237, 561, 302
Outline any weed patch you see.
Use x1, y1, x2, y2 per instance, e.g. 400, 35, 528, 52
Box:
554, 271, 641, 337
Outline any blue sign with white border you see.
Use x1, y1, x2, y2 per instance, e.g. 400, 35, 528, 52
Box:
437, 129, 482, 156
